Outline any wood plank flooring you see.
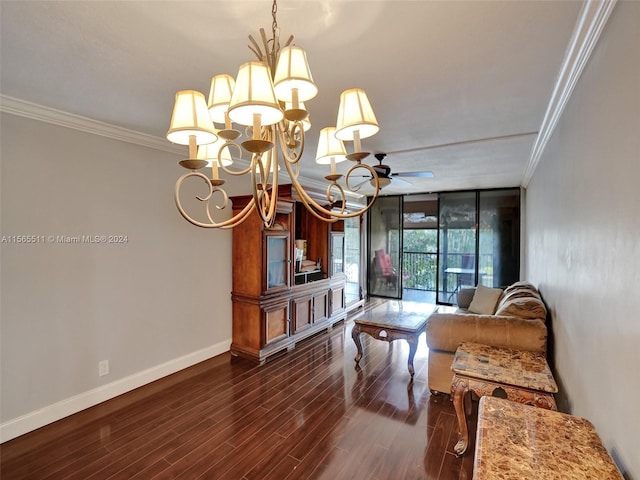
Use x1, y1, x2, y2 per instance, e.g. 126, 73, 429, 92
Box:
1, 301, 476, 479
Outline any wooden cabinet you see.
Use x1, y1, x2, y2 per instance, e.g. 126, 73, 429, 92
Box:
290, 280, 331, 335
230, 186, 347, 363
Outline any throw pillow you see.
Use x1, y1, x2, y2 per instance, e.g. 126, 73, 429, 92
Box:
468, 285, 503, 314
457, 288, 476, 309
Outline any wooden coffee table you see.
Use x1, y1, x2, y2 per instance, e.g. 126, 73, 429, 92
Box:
352, 301, 434, 378
451, 342, 558, 456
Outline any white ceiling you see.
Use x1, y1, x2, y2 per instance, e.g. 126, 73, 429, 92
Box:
0, 0, 585, 196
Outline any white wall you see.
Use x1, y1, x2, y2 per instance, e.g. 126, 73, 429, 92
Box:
1, 113, 239, 441
525, 1, 639, 477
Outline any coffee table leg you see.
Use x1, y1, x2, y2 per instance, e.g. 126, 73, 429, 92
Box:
352, 324, 363, 365
452, 376, 469, 456
407, 335, 418, 377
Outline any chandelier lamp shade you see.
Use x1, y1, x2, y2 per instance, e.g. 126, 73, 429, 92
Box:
207, 74, 235, 124
168, 0, 381, 229
336, 88, 379, 160
315, 126, 347, 181
228, 61, 284, 128
273, 46, 318, 105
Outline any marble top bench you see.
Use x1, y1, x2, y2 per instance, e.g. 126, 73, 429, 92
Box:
473, 396, 623, 479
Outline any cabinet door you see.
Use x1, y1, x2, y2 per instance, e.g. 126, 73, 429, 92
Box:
291, 295, 313, 333
264, 232, 290, 292
264, 302, 289, 344
313, 291, 329, 323
331, 286, 345, 316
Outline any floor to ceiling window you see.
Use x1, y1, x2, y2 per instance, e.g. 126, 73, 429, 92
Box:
344, 216, 363, 308
437, 191, 478, 304
437, 189, 520, 303
367, 188, 520, 305
478, 189, 520, 289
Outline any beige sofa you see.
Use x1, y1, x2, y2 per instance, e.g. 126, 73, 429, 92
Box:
425, 281, 548, 394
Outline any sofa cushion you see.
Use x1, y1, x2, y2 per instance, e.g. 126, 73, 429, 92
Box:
457, 288, 476, 309
495, 295, 547, 320
497, 288, 540, 309
503, 281, 538, 294
503, 287, 541, 300
468, 285, 503, 314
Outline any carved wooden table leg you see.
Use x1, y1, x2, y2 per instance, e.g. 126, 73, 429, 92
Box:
406, 334, 418, 378
352, 323, 363, 365
452, 374, 470, 456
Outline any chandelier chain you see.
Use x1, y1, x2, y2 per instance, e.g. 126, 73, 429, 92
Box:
272, 0, 278, 40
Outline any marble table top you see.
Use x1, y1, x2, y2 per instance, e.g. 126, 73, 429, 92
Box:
452, 342, 558, 393
474, 396, 623, 479
353, 300, 435, 332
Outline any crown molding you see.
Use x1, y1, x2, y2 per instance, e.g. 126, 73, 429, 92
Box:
0, 95, 342, 193
0, 94, 183, 155
522, 0, 617, 187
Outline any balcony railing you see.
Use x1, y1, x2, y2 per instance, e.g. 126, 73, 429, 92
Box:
402, 251, 495, 292
402, 251, 437, 291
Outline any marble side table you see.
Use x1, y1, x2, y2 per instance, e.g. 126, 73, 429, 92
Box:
473, 396, 623, 479
451, 342, 558, 456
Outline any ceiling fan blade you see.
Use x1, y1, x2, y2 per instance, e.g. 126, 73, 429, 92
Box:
349, 178, 371, 191
390, 177, 412, 186
391, 171, 434, 178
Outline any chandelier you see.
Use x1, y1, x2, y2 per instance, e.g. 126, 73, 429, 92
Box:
167, 0, 381, 229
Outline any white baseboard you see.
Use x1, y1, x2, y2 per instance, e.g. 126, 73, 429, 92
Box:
0, 339, 231, 443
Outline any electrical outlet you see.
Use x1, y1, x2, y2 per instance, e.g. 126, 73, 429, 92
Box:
98, 360, 109, 377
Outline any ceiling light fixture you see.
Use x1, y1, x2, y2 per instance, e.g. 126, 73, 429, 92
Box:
168, 0, 381, 229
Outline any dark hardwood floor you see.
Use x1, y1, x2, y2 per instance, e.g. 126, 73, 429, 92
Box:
1, 301, 476, 479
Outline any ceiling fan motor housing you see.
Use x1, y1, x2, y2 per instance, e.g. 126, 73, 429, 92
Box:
373, 153, 391, 177
373, 164, 391, 177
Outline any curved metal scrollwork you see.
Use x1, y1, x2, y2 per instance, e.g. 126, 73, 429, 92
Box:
171, 11, 381, 230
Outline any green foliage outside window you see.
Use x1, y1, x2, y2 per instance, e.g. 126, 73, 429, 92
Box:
403, 229, 437, 290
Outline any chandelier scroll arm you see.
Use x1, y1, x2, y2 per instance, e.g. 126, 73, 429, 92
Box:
274, 119, 305, 171
219, 141, 253, 177
282, 159, 380, 222
175, 171, 257, 229
250, 127, 279, 228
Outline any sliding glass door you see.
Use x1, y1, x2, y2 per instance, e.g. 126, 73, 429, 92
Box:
344, 216, 362, 308
478, 190, 520, 288
437, 192, 478, 304
368, 195, 402, 298
436, 189, 520, 303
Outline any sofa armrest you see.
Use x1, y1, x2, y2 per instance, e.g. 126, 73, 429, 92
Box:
426, 312, 547, 354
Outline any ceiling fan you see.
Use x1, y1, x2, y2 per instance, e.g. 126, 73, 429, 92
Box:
352, 153, 434, 190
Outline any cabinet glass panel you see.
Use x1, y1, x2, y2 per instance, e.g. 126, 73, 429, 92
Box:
266, 234, 288, 290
